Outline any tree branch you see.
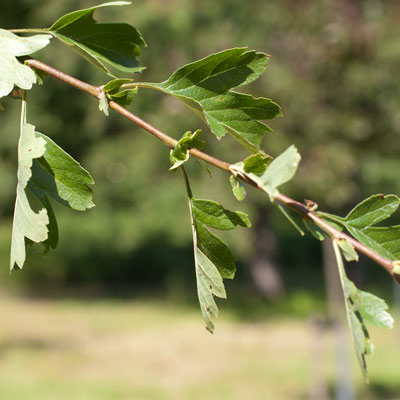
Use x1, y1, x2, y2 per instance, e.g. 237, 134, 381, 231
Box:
24, 58, 399, 282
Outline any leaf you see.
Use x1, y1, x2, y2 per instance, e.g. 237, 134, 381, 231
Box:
229, 174, 246, 201
333, 240, 393, 380
337, 195, 400, 261
192, 199, 251, 230
11, 101, 94, 270
182, 167, 250, 332
48, 2, 146, 76
195, 247, 226, 333
169, 130, 204, 171
303, 218, 325, 241
146, 48, 281, 152
10, 101, 48, 270
275, 202, 304, 235
98, 91, 109, 116
344, 194, 400, 228
259, 145, 301, 201
243, 152, 271, 174
338, 238, 359, 262
29, 133, 94, 211
103, 78, 137, 107
0, 29, 51, 99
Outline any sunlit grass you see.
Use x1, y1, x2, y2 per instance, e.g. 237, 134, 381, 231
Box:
0, 294, 399, 399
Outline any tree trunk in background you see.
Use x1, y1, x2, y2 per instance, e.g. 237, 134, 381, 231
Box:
248, 207, 285, 299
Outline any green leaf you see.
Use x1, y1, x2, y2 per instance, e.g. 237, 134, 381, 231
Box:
0, 29, 51, 99
338, 238, 359, 262
10, 101, 49, 270
336, 195, 400, 261
303, 218, 325, 241
194, 247, 226, 333
275, 202, 304, 235
182, 168, 250, 332
229, 174, 246, 201
48, 1, 146, 76
243, 152, 271, 174
344, 194, 400, 228
102, 78, 137, 107
259, 145, 301, 200
169, 130, 204, 171
195, 220, 237, 280
333, 240, 393, 380
29, 133, 94, 211
192, 199, 251, 230
146, 48, 281, 152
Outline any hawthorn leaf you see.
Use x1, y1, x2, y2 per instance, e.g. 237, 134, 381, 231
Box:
334, 195, 400, 261
195, 247, 226, 333
10, 102, 48, 270
343, 194, 400, 228
169, 130, 204, 171
103, 78, 137, 107
229, 174, 246, 201
48, 1, 146, 76
333, 241, 393, 380
243, 152, 271, 174
192, 199, 251, 230
146, 48, 281, 152
0, 29, 51, 99
29, 133, 94, 211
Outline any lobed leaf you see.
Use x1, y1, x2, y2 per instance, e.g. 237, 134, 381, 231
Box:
0, 29, 51, 99
333, 240, 393, 380
147, 48, 281, 152
192, 199, 251, 230
48, 1, 146, 76
10, 102, 48, 270
331, 194, 400, 261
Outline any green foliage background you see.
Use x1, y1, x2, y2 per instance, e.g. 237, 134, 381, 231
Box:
0, 0, 399, 293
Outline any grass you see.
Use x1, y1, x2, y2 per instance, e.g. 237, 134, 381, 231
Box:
0, 293, 400, 399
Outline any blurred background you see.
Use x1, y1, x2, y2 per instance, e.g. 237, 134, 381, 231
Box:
1, 0, 400, 398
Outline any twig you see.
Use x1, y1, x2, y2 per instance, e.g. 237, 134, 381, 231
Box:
24, 58, 399, 281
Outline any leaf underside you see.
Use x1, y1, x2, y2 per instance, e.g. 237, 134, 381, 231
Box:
10, 101, 94, 270
49, 1, 146, 76
333, 240, 393, 380
0, 29, 51, 99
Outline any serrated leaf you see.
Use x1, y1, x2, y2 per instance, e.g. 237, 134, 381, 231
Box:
195, 220, 237, 280
229, 174, 246, 201
192, 199, 251, 230
146, 48, 281, 152
338, 195, 400, 261
49, 1, 146, 76
243, 152, 271, 174
183, 167, 250, 332
29, 133, 94, 211
10, 101, 48, 270
169, 130, 204, 171
0, 29, 51, 99
195, 247, 226, 333
337, 238, 359, 262
344, 194, 400, 228
333, 241, 393, 380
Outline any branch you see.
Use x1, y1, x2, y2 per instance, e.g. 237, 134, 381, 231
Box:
24, 58, 400, 282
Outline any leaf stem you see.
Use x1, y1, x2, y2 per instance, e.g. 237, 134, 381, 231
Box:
23, 57, 399, 281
